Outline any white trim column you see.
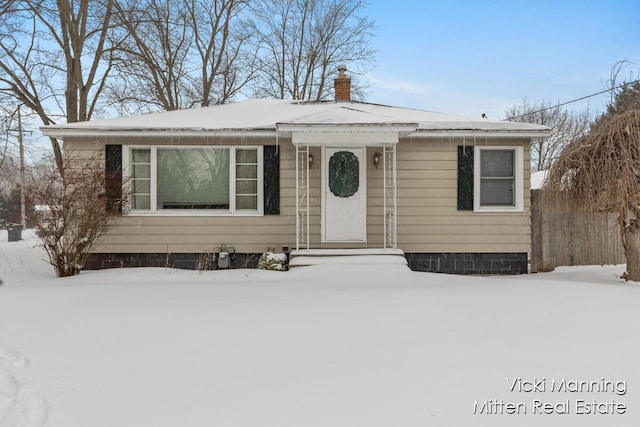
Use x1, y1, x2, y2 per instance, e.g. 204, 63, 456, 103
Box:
383, 143, 397, 249
295, 144, 310, 250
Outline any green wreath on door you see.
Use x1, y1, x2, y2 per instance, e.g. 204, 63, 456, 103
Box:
329, 151, 359, 197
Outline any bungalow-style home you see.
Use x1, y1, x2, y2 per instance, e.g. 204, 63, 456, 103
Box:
41, 68, 550, 274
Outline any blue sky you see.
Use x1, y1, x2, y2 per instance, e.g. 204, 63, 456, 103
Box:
363, 0, 640, 119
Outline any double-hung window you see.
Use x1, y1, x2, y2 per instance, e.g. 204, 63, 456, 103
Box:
125, 146, 263, 215
474, 146, 523, 212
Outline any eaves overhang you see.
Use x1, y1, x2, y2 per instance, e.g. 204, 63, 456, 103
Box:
406, 128, 552, 138
40, 127, 277, 139
41, 123, 551, 140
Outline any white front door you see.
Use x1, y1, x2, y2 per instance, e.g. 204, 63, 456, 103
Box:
322, 147, 367, 242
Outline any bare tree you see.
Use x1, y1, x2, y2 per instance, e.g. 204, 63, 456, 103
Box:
110, 0, 253, 112
0, 0, 118, 174
110, 0, 193, 111
504, 99, 592, 172
543, 111, 640, 281
0, 103, 16, 174
31, 153, 127, 277
248, 0, 375, 101
186, 0, 256, 106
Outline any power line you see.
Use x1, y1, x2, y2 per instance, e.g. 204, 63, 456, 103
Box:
506, 79, 640, 121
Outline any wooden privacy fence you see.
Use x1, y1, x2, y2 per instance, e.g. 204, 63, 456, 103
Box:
531, 190, 626, 272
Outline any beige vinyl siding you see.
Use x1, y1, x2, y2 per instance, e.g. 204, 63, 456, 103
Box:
64, 134, 530, 254
389, 138, 531, 253
65, 136, 300, 254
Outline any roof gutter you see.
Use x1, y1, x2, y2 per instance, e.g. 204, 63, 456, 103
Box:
41, 125, 551, 140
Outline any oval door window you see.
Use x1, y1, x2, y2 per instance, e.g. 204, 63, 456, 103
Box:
329, 151, 359, 197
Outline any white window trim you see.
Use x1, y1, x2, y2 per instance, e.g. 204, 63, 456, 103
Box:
123, 145, 264, 217
473, 146, 524, 212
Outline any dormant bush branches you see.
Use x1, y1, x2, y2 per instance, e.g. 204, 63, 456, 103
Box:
31, 154, 127, 277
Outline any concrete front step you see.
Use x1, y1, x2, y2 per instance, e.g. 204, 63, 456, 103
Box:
289, 248, 407, 268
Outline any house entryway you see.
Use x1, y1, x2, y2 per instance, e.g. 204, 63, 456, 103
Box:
284, 109, 404, 251
291, 139, 398, 251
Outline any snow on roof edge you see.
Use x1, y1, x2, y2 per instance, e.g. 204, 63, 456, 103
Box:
40, 98, 552, 137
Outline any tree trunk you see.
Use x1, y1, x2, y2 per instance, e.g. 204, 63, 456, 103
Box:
623, 226, 640, 281
49, 136, 65, 178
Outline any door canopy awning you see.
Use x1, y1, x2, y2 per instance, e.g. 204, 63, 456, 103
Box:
278, 124, 418, 147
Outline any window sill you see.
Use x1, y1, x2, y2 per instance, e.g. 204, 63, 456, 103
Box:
126, 210, 264, 217
474, 206, 524, 213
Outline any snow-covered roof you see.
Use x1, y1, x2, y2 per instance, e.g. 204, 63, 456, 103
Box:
41, 99, 550, 138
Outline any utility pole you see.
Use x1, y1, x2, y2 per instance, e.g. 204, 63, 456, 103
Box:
17, 106, 26, 228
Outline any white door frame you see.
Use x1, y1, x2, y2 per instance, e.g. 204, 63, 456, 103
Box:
321, 147, 367, 243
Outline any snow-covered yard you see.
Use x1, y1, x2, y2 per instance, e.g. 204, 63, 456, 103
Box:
1, 230, 639, 427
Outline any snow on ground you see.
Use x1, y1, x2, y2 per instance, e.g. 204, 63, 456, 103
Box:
1, 230, 639, 426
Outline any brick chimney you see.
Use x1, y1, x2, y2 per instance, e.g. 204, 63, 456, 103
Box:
334, 65, 351, 102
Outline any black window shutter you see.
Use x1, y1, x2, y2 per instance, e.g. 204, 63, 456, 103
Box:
105, 145, 123, 213
457, 145, 474, 210
263, 145, 280, 215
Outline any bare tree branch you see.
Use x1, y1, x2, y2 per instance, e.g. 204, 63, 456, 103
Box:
248, 0, 375, 101
0, 0, 120, 174
504, 99, 592, 172
110, 0, 252, 111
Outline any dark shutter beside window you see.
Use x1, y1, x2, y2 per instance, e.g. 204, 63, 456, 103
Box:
105, 145, 123, 213
263, 145, 280, 215
457, 145, 474, 210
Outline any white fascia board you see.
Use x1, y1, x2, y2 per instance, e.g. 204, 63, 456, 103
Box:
40, 127, 277, 139
407, 129, 552, 138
